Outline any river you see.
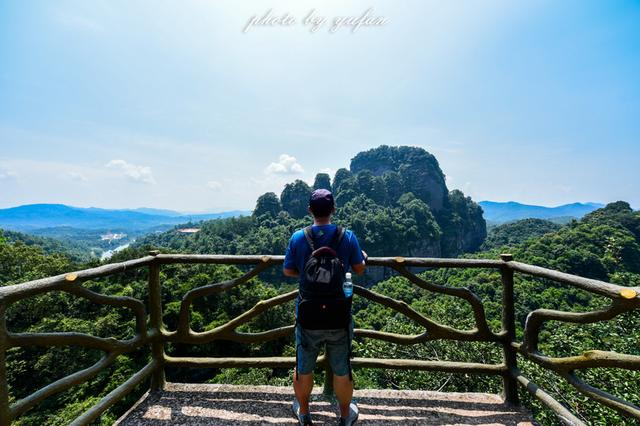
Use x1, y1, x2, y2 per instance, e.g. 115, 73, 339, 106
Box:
100, 241, 134, 261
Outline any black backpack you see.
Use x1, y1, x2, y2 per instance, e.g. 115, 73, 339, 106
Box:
296, 225, 352, 330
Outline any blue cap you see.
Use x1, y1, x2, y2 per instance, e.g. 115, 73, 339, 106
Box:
309, 189, 335, 211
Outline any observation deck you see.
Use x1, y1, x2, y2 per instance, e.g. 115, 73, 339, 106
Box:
1, 253, 639, 425
115, 383, 534, 425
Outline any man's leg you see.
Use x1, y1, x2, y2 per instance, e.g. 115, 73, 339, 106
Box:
294, 325, 320, 418
325, 325, 356, 420
293, 369, 314, 415
333, 373, 353, 417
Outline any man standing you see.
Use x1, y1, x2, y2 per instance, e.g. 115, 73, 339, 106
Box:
284, 189, 366, 426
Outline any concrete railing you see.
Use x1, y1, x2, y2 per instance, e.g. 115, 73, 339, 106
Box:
0, 253, 639, 425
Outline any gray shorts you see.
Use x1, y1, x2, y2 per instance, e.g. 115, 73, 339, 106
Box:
295, 322, 353, 376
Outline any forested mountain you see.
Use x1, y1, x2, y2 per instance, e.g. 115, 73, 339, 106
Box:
2, 190, 639, 424
139, 145, 487, 258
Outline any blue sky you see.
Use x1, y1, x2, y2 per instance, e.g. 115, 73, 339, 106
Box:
1, 0, 638, 211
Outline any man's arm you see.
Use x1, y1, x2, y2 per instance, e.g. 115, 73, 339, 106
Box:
283, 233, 299, 277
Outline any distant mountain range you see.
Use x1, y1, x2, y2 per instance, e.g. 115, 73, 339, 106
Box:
0, 204, 250, 232
479, 201, 603, 223
0, 201, 606, 233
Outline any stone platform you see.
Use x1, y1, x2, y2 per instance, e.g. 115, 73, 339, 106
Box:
116, 383, 535, 425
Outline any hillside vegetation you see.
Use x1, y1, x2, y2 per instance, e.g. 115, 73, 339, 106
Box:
0, 229, 95, 263
482, 218, 562, 250
3, 201, 638, 425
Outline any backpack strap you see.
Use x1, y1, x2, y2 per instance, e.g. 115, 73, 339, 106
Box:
303, 226, 315, 251
305, 226, 344, 251
330, 226, 345, 251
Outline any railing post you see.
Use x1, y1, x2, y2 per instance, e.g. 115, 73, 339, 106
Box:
148, 251, 166, 392
0, 302, 11, 426
500, 254, 519, 406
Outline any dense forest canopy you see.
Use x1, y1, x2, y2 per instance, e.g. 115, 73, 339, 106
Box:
1, 146, 638, 425
0, 229, 92, 263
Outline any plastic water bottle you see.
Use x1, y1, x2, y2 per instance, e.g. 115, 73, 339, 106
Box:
343, 272, 353, 298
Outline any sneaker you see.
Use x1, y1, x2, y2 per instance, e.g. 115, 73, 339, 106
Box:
292, 399, 313, 425
337, 402, 359, 425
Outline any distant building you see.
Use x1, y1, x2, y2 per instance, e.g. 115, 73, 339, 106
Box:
177, 228, 200, 234
101, 232, 127, 241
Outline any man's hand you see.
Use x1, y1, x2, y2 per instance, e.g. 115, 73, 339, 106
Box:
283, 268, 299, 277
352, 262, 365, 275
351, 250, 368, 275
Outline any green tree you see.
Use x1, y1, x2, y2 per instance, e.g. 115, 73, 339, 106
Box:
383, 171, 403, 205
253, 192, 282, 218
280, 180, 312, 219
332, 168, 353, 193
312, 173, 331, 190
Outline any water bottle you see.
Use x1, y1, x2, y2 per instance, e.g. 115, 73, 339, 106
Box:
343, 272, 353, 298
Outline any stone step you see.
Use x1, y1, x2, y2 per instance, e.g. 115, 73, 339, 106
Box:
116, 383, 535, 425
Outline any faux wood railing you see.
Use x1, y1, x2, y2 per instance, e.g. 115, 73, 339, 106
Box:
0, 253, 639, 425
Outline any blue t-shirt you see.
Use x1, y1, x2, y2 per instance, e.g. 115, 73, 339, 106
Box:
284, 224, 364, 283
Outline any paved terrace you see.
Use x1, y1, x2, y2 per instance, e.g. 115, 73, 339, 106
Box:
116, 383, 535, 425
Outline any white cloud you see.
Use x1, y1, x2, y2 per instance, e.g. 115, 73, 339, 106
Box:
67, 171, 88, 182
319, 167, 334, 176
105, 159, 156, 184
206, 180, 222, 190
265, 154, 304, 175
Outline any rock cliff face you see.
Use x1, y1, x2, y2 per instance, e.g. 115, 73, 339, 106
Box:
344, 146, 486, 256
350, 145, 447, 211
439, 189, 487, 255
